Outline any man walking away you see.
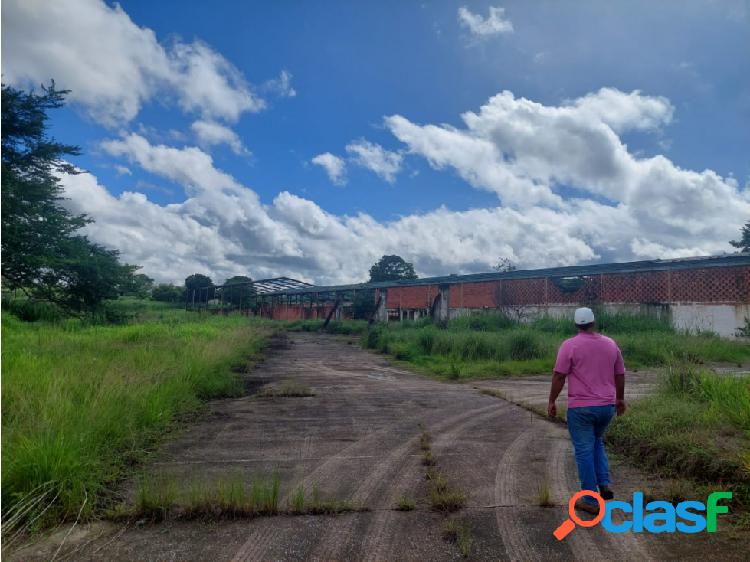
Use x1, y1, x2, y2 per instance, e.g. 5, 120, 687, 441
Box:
547, 307, 626, 514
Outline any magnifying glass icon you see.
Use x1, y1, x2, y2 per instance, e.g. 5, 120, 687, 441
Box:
553, 490, 605, 540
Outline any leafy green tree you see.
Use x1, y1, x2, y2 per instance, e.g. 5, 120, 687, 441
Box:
39, 237, 137, 311
185, 273, 214, 302
368, 255, 418, 282
2, 82, 138, 312
730, 221, 750, 253
152, 283, 184, 303
121, 273, 154, 298
2, 82, 85, 289
221, 275, 255, 307
151, 283, 183, 302
493, 257, 517, 273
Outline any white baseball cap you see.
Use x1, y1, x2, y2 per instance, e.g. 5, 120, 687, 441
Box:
574, 307, 595, 325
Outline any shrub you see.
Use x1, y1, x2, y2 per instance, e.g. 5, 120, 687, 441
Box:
2, 297, 65, 322
661, 359, 703, 395
449, 312, 516, 332
507, 331, 543, 360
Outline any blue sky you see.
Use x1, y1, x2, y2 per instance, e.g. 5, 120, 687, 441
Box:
3, 1, 749, 284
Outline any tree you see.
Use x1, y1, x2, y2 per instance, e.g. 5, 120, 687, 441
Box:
368, 255, 418, 282
152, 283, 184, 303
185, 273, 214, 302
493, 257, 517, 273
2, 82, 85, 290
42, 237, 137, 311
121, 273, 154, 298
222, 275, 255, 307
730, 221, 750, 253
2, 82, 139, 312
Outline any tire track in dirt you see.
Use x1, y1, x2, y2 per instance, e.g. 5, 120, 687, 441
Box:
548, 432, 605, 559
308, 403, 504, 561
231, 395, 499, 562
494, 426, 538, 561
360, 404, 512, 562
228, 522, 276, 562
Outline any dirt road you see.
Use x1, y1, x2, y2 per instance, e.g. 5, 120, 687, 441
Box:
14, 333, 743, 561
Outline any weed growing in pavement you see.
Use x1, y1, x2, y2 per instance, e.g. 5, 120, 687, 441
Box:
442, 517, 474, 557
135, 476, 177, 522
428, 473, 466, 512
419, 430, 431, 451
291, 484, 306, 513
536, 479, 553, 507
123, 473, 364, 521
396, 496, 416, 511
417, 429, 467, 512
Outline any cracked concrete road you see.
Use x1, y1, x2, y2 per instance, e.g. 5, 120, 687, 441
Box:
13, 333, 746, 561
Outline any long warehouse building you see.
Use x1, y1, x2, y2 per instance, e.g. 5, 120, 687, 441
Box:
205, 254, 750, 338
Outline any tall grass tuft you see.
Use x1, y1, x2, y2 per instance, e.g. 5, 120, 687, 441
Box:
507, 331, 543, 360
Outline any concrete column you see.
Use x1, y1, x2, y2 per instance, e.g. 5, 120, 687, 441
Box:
374, 290, 388, 323
431, 284, 450, 323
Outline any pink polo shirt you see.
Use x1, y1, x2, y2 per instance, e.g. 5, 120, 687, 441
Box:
553, 332, 625, 408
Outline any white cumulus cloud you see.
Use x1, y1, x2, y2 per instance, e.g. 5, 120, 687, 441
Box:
385, 87, 749, 259
345, 139, 403, 183
458, 6, 513, 37
263, 70, 297, 98
311, 152, 347, 185
1, 0, 266, 125
55, 88, 747, 286
191, 120, 249, 155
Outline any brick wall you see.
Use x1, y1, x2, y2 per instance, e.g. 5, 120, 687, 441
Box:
386, 285, 439, 309
448, 282, 498, 308
261, 264, 750, 318
392, 266, 750, 309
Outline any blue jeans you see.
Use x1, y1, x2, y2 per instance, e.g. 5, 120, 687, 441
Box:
567, 405, 615, 504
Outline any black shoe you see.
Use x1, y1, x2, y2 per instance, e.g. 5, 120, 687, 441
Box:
599, 485, 614, 500
574, 499, 600, 515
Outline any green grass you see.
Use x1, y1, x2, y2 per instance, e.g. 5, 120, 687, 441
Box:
130, 472, 281, 521
442, 518, 474, 558
1, 294, 185, 325
1, 310, 274, 532
284, 319, 368, 335
607, 361, 750, 506
395, 495, 416, 511
127, 474, 364, 520
537, 479, 554, 507
357, 311, 750, 379
426, 469, 466, 512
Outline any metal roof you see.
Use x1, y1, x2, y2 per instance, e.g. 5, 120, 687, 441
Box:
256, 253, 750, 297
219, 276, 313, 294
